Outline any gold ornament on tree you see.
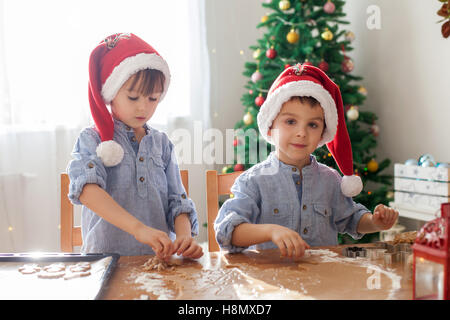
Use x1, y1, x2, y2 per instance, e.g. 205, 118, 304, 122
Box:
243, 112, 253, 125
279, 0, 291, 11
286, 29, 300, 44
367, 159, 379, 173
321, 28, 333, 41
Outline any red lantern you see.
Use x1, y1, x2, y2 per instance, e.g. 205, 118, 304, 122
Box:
413, 203, 450, 300
234, 164, 245, 172
255, 95, 265, 107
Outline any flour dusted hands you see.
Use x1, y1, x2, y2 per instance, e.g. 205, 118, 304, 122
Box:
134, 225, 173, 260
172, 235, 203, 259
372, 204, 399, 230
270, 225, 310, 260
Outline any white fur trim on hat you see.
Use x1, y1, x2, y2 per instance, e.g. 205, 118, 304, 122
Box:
101, 52, 171, 104
341, 175, 363, 197
96, 140, 124, 167
257, 80, 338, 147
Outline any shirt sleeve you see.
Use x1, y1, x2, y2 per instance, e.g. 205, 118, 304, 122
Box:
214, 172, 261, 253
163, 136, 199, 237
66, 128, 107, 205
332, 172, 370, 240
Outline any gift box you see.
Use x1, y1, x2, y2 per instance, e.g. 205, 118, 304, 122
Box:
394, 163, 450, 212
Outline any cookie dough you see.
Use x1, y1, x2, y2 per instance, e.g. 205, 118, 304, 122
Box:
18, 264, 41, 275
393, 231, 417, 244
69, 262, 91, 273
143, 257, 176, 272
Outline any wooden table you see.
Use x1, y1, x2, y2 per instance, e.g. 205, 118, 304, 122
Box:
101, 245, 412, 300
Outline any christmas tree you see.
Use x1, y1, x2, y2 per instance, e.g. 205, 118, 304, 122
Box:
223, 0, 393, 244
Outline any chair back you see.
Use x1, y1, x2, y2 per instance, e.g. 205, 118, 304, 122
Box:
206, 170, 243, 252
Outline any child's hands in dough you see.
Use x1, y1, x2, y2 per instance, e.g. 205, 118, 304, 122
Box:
270, 225, 310, 260
172, 236, 204, 259
134, 225, 173, 260
372, 204, 399, 231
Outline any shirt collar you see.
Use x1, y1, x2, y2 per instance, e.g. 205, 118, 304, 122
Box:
267, 151, 318, 175
113, 118, 150, 134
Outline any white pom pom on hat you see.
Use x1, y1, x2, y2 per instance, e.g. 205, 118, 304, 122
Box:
88, 33, 171, 167
257, 63, 363, 197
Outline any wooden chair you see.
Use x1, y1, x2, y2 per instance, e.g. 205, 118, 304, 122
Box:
60, 170, 190, 252
206, 170, 243, 252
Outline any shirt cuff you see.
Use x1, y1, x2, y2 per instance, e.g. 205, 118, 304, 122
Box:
347, 208, 370, 240
68, 164, 106, 205
168, 194, 199, 237
214, 211, 251, 253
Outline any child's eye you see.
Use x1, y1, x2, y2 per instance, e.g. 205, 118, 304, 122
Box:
286, 119, 296, 125
149, 97, 158, 102
309, 122, 320, 129
128, 96, 139, 101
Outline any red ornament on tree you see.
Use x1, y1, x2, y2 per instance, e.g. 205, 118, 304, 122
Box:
233, 138, 240, 147
342, 57, 354, 73
284, 64, 291, 69
266, 48, 277, 59
318, 60, 329, 72
255, 95, 265, 107
234, 164, 245, 172
303, 60, 313, 66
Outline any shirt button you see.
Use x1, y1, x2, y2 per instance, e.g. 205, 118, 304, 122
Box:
292, 168, 297, 172
139, 177, 145, 182
181, 194, 187, 199
126, 126, 131, 131
88, 163, 94, 169
296, 180, 301, 185
273, 208, 279, 214
131, 136, 136, 142
139, 157, 144, 162
302, 205, 307, 210
303, 228, 308, 235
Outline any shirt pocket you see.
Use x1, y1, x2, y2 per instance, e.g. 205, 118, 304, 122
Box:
260, 203, 292, 227
106, 154, 133, 190
312, 204, 333, 235
149, 154, 168, 193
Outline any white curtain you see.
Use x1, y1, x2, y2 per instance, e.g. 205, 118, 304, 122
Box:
0, 0, 210, 252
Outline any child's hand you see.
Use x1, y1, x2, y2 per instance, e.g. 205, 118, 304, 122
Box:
372, 204, 399, 230
270, 225, 310, 260
172, 235, 203, 259
134, 225, 173, 260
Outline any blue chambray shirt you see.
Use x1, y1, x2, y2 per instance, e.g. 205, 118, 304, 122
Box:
214, 152, 369, 253
67, 119, 198, 256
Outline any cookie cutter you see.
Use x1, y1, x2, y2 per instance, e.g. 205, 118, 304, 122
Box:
375, 242, 412, 268
342, 242, 412, 268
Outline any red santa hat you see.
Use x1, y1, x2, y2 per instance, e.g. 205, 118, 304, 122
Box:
88, 33, 171, 166
257, 63, 363, 197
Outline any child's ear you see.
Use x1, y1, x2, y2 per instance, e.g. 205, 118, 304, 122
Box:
267, 127, 272, 137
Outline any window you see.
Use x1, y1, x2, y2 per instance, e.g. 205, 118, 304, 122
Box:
1, 0, 191, 128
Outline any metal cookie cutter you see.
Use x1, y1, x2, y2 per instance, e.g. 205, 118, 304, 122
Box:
375, 241, 412, 268
342, 246, 367, 258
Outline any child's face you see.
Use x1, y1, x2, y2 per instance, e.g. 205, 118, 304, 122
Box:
110, 74, 162, 130
268, 98, 325, 168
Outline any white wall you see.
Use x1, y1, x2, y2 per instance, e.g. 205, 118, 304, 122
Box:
205, 0, 449, 167
344, 0, 450, 166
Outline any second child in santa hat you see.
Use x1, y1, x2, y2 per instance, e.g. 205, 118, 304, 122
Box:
214, 63, 399, 259
67, 33, 203, 259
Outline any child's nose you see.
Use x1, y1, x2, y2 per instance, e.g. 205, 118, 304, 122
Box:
296, 126, 307, 137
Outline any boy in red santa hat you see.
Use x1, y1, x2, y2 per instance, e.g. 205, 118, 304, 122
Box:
214, 63, 398, 259
67, 33, 202, 259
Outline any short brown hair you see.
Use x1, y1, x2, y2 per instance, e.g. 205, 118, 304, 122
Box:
128, 69, 165, 96
289, 96, 320, 107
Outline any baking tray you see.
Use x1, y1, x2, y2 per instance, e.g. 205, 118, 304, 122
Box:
0, 252, 119, 300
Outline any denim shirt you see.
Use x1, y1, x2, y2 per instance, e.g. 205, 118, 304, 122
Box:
214, 152, 369, 253
67, 119, 198, 256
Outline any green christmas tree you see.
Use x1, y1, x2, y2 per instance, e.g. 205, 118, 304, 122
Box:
223, 0, 394, 244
